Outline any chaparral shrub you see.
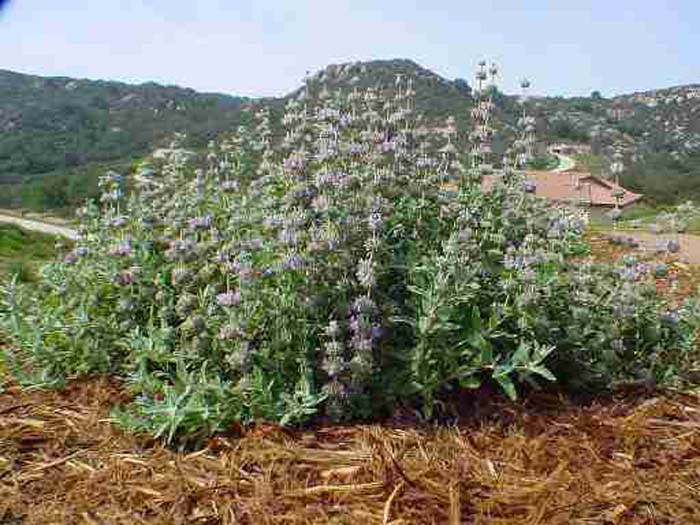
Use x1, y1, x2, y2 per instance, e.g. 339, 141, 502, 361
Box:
2, 77, 700, 443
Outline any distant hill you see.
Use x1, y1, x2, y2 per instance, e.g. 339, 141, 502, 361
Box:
1, 60, 699, 211
0, 69, 247, 209
534, 84, 700, 201
286, 59, 474, 120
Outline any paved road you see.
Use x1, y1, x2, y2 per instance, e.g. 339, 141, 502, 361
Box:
0, 213, 78, 239
552, 154, 576, 172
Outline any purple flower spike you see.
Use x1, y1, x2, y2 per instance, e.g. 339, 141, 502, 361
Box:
351, 296, 376, 315
284, 154, 306, 171
221, 180, 239, 193
284, 253, 304, 271
215, 251, 230, 264
662, 311, 680, 324
381, 140, 397, 153
369, 211, 383, 233
217, 290, 242, 307
114, 269, 135, 286
349, 143, 363, 155
524, 180, 537, 193
63, 251, 78, 264
188, 215, 213, 231
111, 216, 128, 228
108, 243, 132, 258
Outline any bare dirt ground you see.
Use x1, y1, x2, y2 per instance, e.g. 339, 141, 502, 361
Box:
599, 230, 700, 265
586, 232, 700, 306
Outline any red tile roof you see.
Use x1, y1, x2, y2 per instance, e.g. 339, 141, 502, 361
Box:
481, 171, 643, 208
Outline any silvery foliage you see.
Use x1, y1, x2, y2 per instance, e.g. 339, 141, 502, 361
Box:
2, 79, 700, 441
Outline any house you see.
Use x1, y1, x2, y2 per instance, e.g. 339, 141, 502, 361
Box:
481, 170, 643, 219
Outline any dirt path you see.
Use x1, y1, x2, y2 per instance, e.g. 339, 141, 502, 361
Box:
0, 213, 77, 239
600, 229, 700, 264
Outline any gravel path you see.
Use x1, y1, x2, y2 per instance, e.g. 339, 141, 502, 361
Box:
0, 213, 77, 239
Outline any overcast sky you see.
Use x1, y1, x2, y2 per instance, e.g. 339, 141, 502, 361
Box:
0, 0, 697, 98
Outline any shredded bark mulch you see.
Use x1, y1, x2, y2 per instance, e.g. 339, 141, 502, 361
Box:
1, 380, 700, 524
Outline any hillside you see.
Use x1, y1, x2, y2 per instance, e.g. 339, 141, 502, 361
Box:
288, 59, 474, 119
0, 69, 247, 209
1, 60, 699, 211
535, 85, 700, 201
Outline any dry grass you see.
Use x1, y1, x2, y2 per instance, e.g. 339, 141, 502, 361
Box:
1, 379, 700, 524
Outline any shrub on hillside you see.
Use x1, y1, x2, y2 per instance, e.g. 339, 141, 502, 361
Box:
2, 80, 699, 443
